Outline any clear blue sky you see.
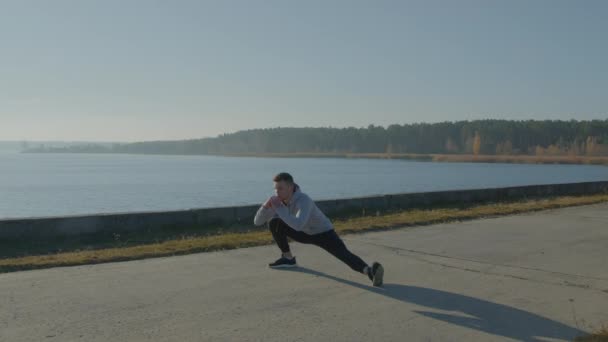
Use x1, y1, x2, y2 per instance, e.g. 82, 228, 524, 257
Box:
1, 0, 606, 142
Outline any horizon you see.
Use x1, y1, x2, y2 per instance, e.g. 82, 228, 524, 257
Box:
2, 1, 607, 141
1, 117, 607, 144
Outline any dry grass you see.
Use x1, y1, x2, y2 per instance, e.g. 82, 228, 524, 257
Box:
1, 193, 607, 273
430, 154, 608, 165
575, 325, 608, 342
333, 193, 608, 233
219, 152, 608, 165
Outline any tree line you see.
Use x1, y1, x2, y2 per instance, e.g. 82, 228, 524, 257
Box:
26, 119, 608, 156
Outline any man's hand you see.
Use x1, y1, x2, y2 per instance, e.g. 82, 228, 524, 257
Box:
263, 196, 283, 209
269, 196, 284, 208
263, 197, 273, 209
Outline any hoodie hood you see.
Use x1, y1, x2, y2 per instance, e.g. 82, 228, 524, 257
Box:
285, 183, 301, 205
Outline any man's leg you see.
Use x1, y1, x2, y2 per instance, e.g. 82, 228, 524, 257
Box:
268, 218, 316, 267
268, 218, 315, 253
312, 230, 368, 273
313, 230, 384, 286
268, 218, 291, 254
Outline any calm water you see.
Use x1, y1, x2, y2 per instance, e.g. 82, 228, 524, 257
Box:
1, 153, 607, 219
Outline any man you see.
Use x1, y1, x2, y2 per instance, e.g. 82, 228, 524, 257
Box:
254, 172, 384, 286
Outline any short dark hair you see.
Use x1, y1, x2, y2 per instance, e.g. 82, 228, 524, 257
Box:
273, 172, 294, 184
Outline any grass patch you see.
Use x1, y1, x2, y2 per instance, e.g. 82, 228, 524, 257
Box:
1, 193, 607, 273
575, 325, 608, 342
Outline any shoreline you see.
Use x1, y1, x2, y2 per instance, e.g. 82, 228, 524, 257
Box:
20, 151, 608, 165
215, 152, 608, 165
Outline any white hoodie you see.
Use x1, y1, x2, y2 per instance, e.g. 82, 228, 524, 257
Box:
253, 185, 333, 235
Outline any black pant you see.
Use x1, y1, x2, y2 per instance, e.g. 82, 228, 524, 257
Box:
268, 218, 368, 273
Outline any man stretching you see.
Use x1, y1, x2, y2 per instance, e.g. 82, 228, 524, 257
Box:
254, 172, 384, 286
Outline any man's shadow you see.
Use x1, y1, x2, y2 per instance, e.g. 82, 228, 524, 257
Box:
276, 267, 586, 342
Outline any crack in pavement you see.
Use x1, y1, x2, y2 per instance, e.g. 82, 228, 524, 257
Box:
345, 238, 608, 294
401, 252, 602, 293
346, 238, 608, 281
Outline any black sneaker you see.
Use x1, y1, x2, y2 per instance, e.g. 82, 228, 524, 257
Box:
369, 262, 384, 287
268, 256, 297, 268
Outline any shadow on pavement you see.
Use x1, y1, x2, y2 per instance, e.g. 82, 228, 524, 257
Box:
276, 266, 586, 342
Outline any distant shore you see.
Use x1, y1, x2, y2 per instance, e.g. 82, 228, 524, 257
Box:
21, 150, 608, 165
214, 152, 608, 166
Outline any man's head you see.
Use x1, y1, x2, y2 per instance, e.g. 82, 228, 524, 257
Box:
273, 172, 295, 202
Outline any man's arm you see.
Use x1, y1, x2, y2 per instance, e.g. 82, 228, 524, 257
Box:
253, 198, 276, 226
274, 195, 313, 231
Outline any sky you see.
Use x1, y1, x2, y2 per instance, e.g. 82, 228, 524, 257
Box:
1, 0, 607, 142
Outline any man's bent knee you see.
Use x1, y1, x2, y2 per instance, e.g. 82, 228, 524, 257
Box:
268, 218, 284, 232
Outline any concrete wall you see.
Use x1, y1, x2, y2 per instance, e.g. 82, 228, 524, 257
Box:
1, 181, 607, 240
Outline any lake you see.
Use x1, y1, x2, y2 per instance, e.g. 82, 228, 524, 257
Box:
1, 153, 607, 219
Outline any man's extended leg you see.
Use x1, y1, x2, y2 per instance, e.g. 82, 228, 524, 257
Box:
312, 230, 384, 286
311, 230, 367, 272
